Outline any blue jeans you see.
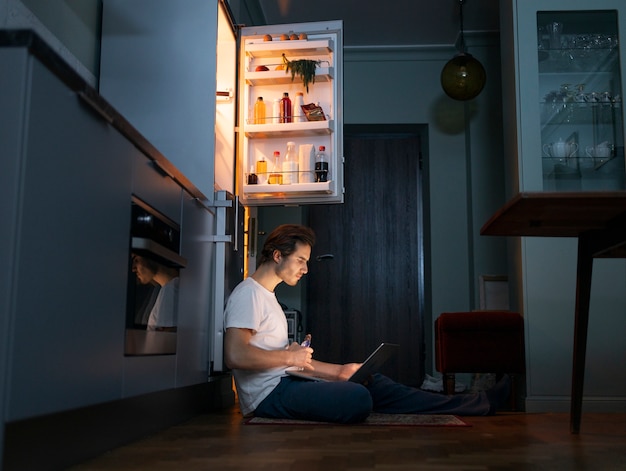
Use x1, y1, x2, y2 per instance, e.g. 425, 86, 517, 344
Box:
254, 374, 490, 423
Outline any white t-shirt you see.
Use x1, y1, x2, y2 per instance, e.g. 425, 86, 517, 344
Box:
147, 277, 179, 330
223, 277, 289, 415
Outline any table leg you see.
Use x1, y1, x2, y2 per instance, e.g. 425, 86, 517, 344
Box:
571, 234, 593, 434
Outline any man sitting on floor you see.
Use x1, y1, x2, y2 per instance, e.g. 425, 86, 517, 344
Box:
224, 224, 510, 423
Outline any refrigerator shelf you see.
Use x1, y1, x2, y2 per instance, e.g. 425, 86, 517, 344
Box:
245, 67, 334, 86
243, 181, 334, 195
244, 39, 334, 58
244, 119, 334, 138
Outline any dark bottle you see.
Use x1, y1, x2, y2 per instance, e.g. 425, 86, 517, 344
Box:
315, 146, 329, 182
279, 92, 292, 123
247, 166, 258, 184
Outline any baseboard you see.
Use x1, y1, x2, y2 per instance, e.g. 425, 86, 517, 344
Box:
525, 396, 626, 413
3, 374, 235, 471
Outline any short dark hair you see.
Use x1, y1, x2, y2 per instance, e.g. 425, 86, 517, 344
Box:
258, 224, 316, 265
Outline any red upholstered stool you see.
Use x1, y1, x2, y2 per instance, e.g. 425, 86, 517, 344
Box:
434, 311, 525, 410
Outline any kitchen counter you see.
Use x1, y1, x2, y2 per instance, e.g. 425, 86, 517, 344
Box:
0, 29, 208, 202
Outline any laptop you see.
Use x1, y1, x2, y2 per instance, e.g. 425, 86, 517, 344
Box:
286, 342, 399, 383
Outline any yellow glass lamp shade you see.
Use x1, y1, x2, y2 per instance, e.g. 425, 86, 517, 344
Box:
441, 52, 486, 101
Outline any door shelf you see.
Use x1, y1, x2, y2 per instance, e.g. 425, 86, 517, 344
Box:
244, 119, 334, 138
245, 39, 334, 59
243, 181, 333, 195
245, 67, 334, 86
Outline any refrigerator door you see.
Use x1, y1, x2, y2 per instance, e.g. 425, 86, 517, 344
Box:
210, 190, 244, 373
237, 21, 344, 205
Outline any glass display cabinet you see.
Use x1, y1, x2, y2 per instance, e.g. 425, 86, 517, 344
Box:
501, 0, 626, 193
538, 10, 623, 190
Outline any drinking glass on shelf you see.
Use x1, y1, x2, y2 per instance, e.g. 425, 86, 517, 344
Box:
546, 22, 563, 49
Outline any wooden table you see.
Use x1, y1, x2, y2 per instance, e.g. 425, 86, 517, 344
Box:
480, 191, 626, 434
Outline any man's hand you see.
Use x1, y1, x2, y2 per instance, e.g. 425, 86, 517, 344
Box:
337, 363, 362, 381
286, 342, 314, 370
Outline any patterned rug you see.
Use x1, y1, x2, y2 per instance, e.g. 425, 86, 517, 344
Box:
244, 413, 470, 427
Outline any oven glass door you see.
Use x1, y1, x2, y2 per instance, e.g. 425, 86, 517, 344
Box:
125, 198, 186, 356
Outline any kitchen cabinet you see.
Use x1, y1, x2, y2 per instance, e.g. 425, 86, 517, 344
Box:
99, 0, 344, 207
1, 30, 237, 469
1, 45, 131, 421
499, 0, 626, 413
132, 153, 184, 225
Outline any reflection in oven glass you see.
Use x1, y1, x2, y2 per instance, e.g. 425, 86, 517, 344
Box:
131, 254, 179, 332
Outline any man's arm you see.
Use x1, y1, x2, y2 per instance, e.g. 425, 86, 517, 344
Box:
224, 327, 313, 370
309, 359, 362, 381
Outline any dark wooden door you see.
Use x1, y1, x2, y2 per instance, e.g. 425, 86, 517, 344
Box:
305, 126, 424, 386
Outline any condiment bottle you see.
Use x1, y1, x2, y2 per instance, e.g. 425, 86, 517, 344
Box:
282, 141, 299, 184
280, 92, 292, 123
298, 144, 315, 183
253, 96, 266, 124
269, 151, 283, 184
293, 92, 305, 122
315, 146, 329, 182
256, 157, 267, 183
272, 98, 281, 124
247, 166, 258, 184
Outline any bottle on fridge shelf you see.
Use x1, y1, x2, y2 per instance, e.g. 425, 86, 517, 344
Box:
293, 92, 306, 122
272, 98, 281, 124
280, 92, 292, 123
247, 165, 258, 184
282, 141, 299, 184
256, 156, 267, 184
269, 151, 283, 184
253, 96, 266, 124
298, 144, 315, 183
315, 146, 329, 182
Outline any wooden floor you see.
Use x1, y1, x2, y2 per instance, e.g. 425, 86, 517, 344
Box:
67, 406, 626, 471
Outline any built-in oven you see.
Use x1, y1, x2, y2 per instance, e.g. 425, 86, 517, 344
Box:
125, 196, 187, 355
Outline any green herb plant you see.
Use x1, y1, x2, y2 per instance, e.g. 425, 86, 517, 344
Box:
282, 54, 320, 92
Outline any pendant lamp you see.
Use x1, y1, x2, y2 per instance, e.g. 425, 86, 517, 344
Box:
440, 0, 486, 101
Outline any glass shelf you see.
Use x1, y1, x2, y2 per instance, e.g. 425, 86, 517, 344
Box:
541, 102, 621, 126
538, 44, 618, 73
537, 9, 624, 191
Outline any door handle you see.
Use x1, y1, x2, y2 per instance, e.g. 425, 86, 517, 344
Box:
316, 254, 334, 262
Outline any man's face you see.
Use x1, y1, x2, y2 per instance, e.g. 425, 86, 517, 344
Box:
275, 242, 311, 286
132, 254, 156, 285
